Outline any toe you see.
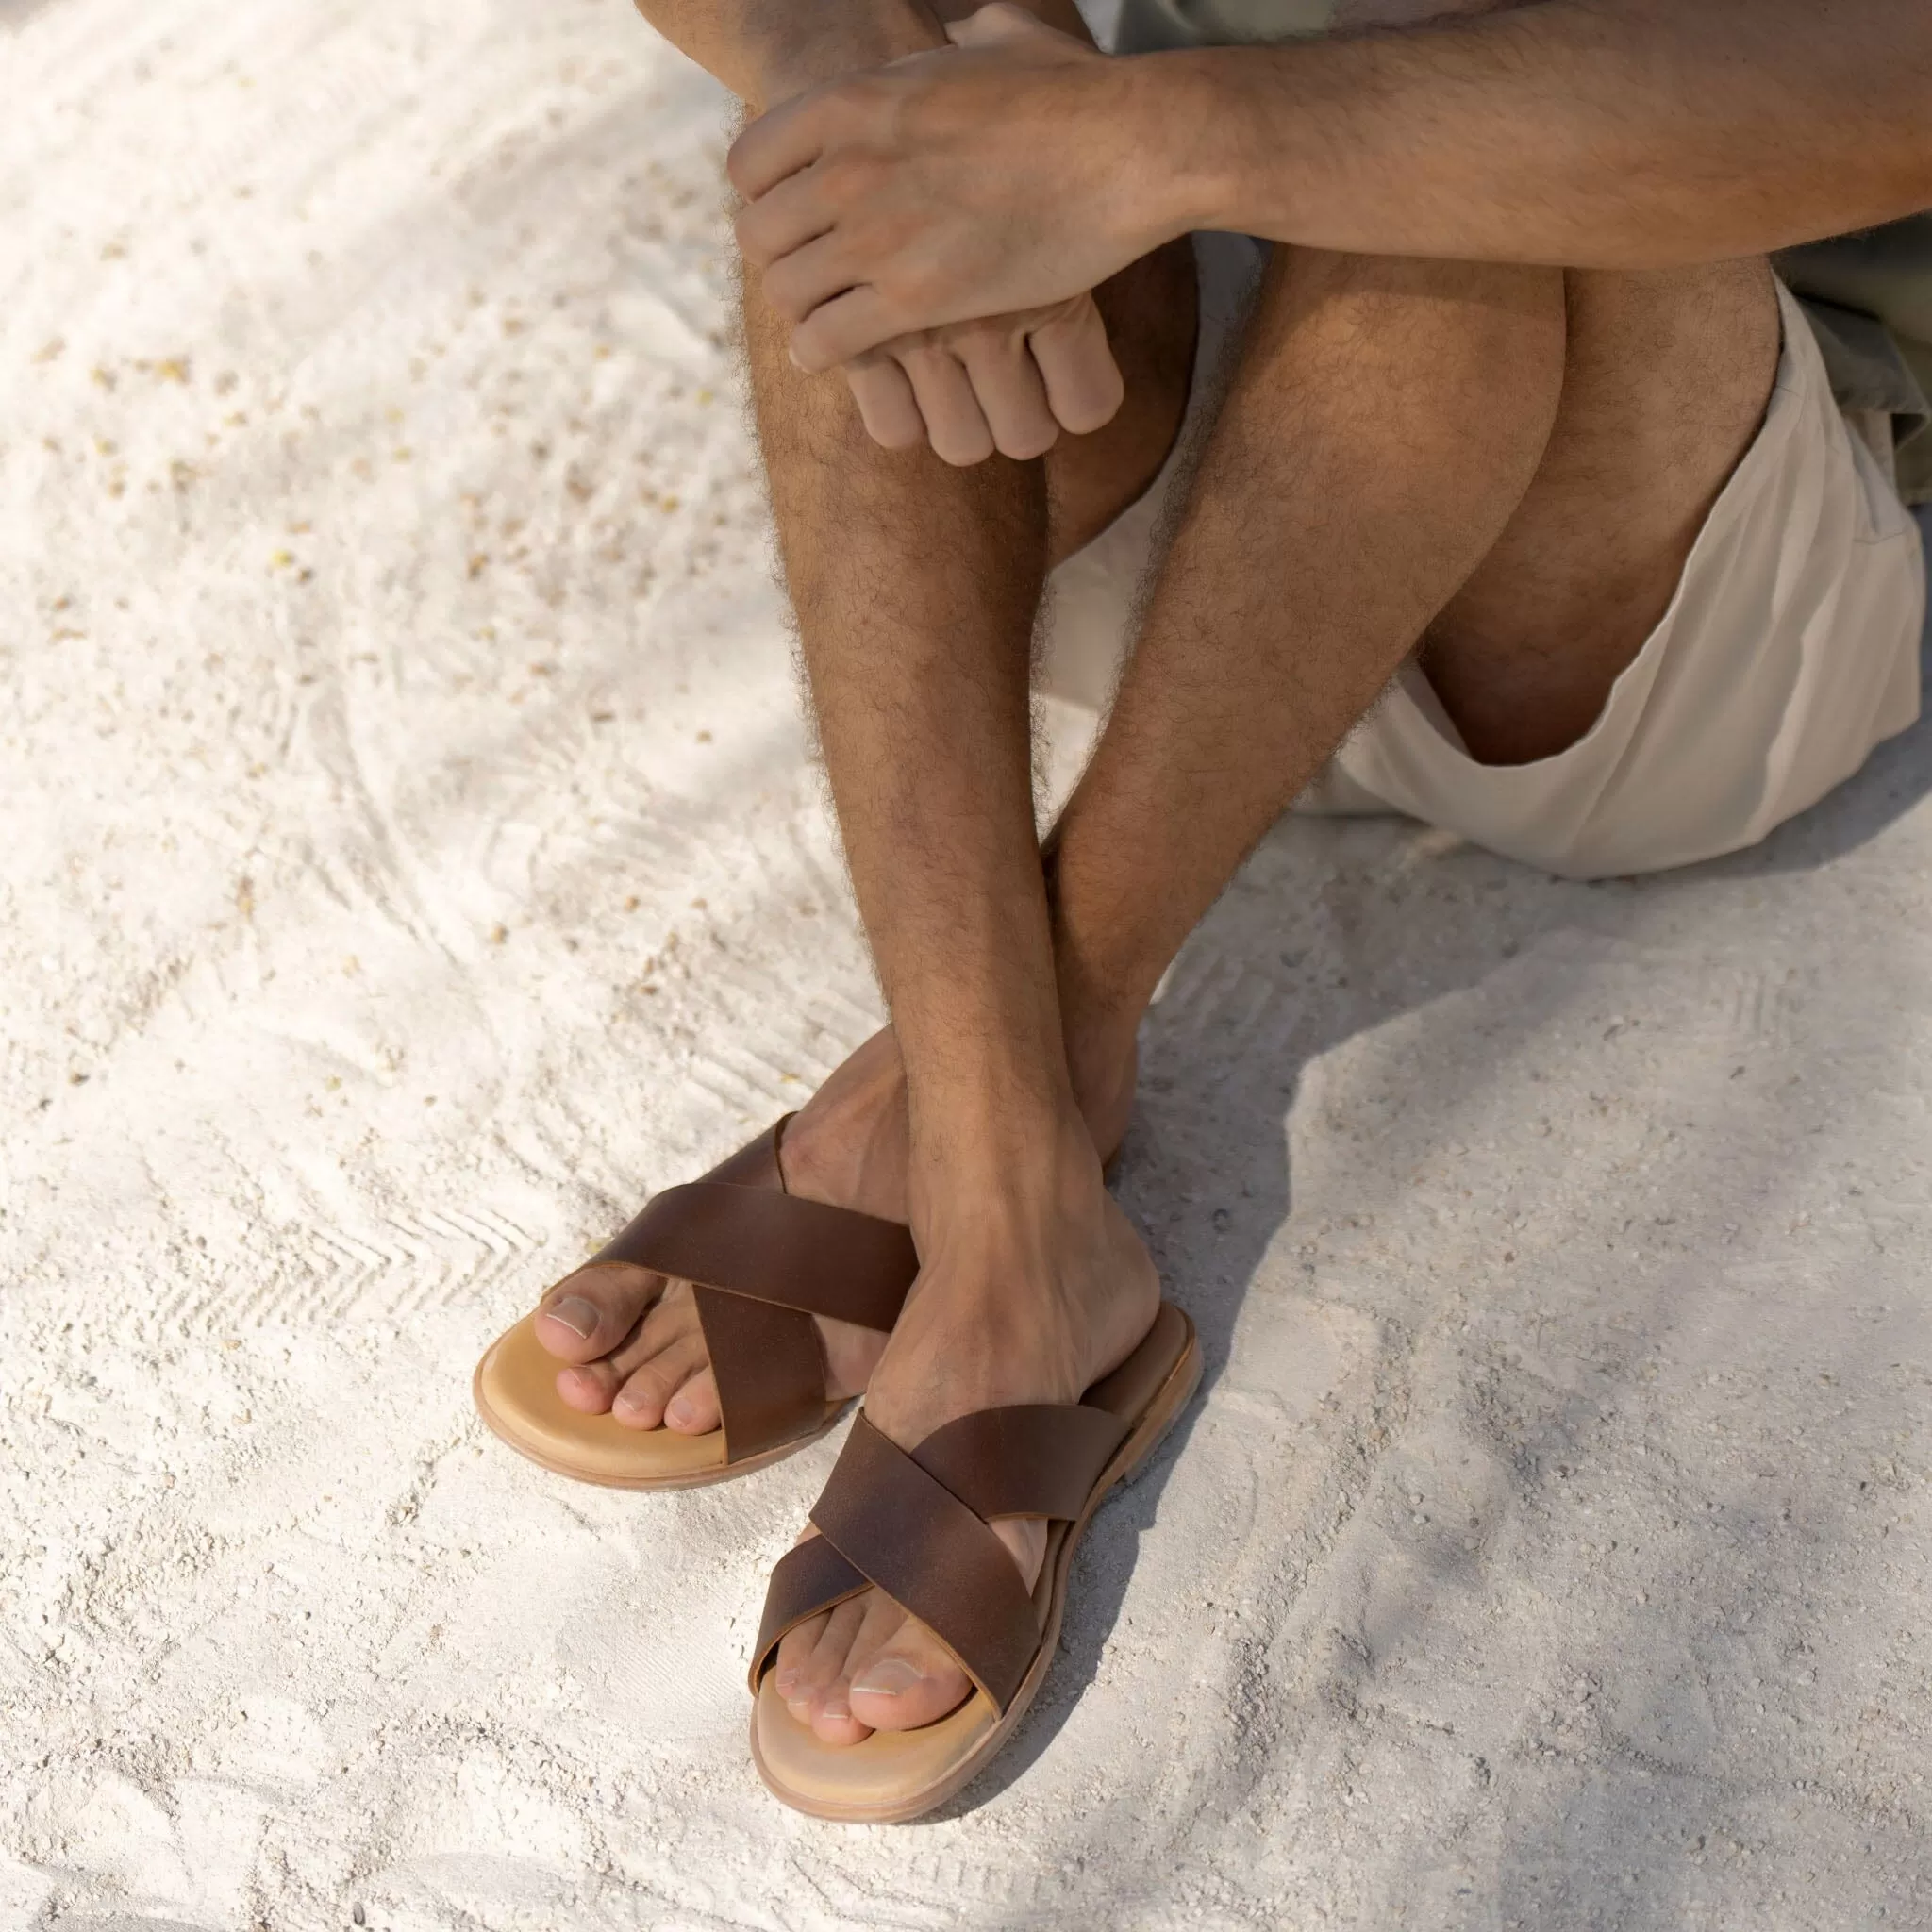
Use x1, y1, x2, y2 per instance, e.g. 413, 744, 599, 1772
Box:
846, 1517, 1041, 1733
534, 1263, 659, 1363
774, 1609, 829, 1706
846, 1606, 973, 1735
661, 1364, 721, 1435
611, 1329, 710, 1430
550, 1291, 672, 1414
551, 1285, 708, 1424
799, 1598, 874, 1746
553, 1356, 624, 1414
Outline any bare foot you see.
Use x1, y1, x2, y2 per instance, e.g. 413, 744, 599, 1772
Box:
532, 1025, 1138, 1438
771, 1111, 1159, 1743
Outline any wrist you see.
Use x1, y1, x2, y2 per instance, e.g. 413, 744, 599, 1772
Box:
1097, 50, 1254, 253
1147, 47, 1314, 241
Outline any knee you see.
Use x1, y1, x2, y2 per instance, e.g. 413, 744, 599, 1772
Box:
1230, 247, 1568, 485
1260, 247, 1567, 378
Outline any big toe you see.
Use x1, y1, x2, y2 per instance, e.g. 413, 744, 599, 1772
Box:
846, 1516, 1041, 1734
534, 1264, 655, 1364
845, 1620, 974, 1735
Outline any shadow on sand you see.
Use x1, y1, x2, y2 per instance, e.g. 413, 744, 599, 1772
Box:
945, 514, 1931, 1822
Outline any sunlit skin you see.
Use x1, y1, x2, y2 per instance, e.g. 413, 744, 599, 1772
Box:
538, 0, 1920, 1743
731, 0, 1932, 369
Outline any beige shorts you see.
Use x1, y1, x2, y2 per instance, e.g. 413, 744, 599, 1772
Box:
1043, 242, 1927, 880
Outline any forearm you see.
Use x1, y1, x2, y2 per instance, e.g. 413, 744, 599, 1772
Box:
632, 0, 945, 108
1160, 0, 1932, 268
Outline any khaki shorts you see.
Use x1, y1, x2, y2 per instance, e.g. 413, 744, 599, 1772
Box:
1043, 239, 1927, 880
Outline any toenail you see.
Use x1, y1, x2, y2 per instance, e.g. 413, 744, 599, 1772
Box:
543, 1295, 601, 1341
665, 1395, 692, 1427
774, 1669, 799, 1697
820, 1691, 851, 1722
852, 1657, 925, 1698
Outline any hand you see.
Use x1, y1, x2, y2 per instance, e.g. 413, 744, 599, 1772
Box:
731, 5, 1169, 373
842, 292, 1124, 464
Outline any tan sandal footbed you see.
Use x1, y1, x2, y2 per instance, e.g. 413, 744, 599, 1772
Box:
472, 1317, 847, 1490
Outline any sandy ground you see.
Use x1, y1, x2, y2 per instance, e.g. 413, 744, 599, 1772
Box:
5, 1, 1932, 1926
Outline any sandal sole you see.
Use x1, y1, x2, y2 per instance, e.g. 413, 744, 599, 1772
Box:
471, 1342, 845, 1492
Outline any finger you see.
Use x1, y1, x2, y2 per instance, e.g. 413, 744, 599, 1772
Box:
898, 343, 996, 467
952, 326, 1059, 460
761, 232, 860, 330
1027, 294, 1125, 436
845, 354, 928, 451
790, 285, 908, 373
725, 88, 831, 203
733, 167, 835, 271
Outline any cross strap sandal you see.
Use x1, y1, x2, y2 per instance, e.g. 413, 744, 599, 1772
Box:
747, 1300, 1201, 1822
472, 1116, 919, 1490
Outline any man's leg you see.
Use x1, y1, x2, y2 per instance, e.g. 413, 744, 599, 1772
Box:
533, 6, 1197, 1434
774, 242, 1565, 1738
1044, 246, 1571, 1106
1046, 251, 1780, 1103
778, 242, 1780, 1740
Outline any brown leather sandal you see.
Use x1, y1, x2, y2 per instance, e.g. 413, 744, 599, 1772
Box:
747, 1300, 1201, 1821
471, 1117, 919, 1490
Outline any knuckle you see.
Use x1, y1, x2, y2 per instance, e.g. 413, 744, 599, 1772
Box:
731, 211, 767, 267
761, 269, 808, 325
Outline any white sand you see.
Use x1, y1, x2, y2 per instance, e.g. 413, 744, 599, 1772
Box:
5, 1, 1932, 1924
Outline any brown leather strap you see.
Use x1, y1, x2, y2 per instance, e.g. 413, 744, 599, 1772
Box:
808, 1414, 1042, 1712
586, 1118, 919, 1463
699, 1122, 788, 1190
910, 1404, 1129, 1524
691, 1287, 824, 1463
599, 1182, 916, 1333
749, 1403, 1139, 1708
749, 1310, 1194, 1707
589, 1118, 785, 1274
751, 1532, 871, 1686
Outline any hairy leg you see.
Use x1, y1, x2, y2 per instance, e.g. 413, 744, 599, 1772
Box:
779, 240, 1776, 1739
766, 242, 1562, 1741
1052, 249, 1778, 1095
537, 0, 1195, 1431
747, 211, 1180, 1744
1047, 245, 1569, 1092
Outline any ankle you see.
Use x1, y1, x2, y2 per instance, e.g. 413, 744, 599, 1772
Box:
1058, 1000, 1142, 1158
905, 1093, 1100, 1235
777, 1033, 909, 1217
